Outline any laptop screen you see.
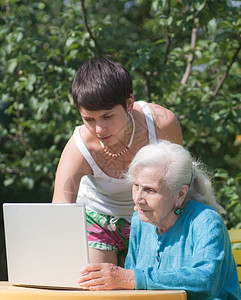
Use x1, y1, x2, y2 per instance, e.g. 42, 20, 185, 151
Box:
3, 203, 89, 289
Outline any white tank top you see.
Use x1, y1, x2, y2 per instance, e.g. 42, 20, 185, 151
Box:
74, 101, 156, 221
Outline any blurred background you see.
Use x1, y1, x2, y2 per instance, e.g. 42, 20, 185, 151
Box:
0, 0, 240, 280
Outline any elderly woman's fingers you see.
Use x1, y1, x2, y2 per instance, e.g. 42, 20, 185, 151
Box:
79, 263, 103, 275
78, 277, 105, 290
78, 270, 101, 283
78, 277, 116, 291
78, 263, 113, 286
78, 264, 115, 290
78, 263, 135, 290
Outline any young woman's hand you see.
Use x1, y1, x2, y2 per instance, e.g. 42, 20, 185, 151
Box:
78, 263, 135, 290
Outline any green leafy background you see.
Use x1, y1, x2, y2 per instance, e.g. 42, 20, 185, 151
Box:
0, 0, 240, 280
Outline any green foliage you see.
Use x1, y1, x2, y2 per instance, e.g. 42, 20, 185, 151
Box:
214, 168, 241, 228
0, 0, 241, 279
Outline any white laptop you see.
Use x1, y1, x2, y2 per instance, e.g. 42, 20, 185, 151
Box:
3, 203, 89, 289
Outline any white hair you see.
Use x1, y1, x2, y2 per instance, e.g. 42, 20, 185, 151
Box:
126, 140, 225, 214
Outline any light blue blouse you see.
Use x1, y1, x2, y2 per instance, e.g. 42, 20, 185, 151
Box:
125, 200, 241, 300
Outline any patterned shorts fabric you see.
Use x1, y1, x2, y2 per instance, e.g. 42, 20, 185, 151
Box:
86, 208, 131, 252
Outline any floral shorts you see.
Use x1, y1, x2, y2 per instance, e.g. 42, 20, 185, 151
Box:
86, 209, 131, 252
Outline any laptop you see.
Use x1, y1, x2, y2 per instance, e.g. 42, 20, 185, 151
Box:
3, 203, 89, 289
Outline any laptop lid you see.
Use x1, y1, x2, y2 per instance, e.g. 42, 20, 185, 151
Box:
3, 203, 89, 289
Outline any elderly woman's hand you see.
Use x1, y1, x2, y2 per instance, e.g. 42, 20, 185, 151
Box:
78, 263, 135, 290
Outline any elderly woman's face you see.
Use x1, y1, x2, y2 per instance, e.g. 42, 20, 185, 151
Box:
132, 167, 179, 229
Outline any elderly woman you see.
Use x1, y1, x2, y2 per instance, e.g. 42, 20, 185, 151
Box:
78, 140, 241, 299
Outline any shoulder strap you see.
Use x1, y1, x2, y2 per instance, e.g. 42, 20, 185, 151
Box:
73, 126, 99, 174
137, 101, 157, 143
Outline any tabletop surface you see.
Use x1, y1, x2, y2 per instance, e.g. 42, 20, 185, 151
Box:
0, 281, 187, 300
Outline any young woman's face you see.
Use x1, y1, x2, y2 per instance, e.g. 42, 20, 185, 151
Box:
79, 104, 130, 146
132, 167, 179, 229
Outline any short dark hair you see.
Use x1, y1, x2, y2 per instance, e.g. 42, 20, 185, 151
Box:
72, 57, 133, 111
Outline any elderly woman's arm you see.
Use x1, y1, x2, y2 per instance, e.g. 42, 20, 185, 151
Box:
78, 263, 135, 290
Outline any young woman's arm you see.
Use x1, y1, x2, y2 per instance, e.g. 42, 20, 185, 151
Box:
52, 135, 92, 203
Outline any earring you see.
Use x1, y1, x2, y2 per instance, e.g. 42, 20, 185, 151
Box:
174, 206, 183, 216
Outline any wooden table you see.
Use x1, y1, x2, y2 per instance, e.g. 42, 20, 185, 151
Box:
0, 282, 187, 300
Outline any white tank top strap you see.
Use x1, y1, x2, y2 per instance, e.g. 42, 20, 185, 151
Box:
137, 101, 157, 143
73, 126, 99, 175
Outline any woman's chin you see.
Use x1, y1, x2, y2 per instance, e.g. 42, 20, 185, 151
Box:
138, 212, 152, 223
